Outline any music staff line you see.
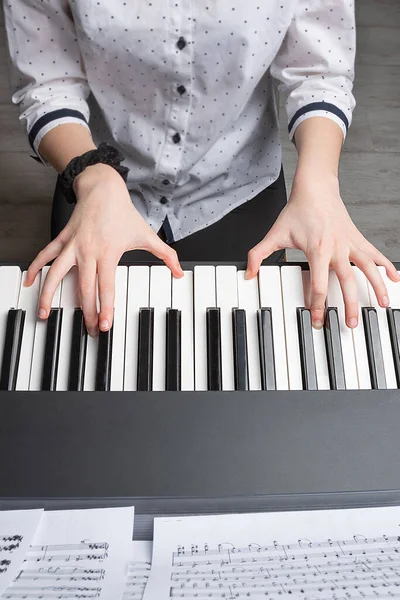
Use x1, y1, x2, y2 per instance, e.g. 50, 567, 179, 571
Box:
175, 534, 400, 555
15, 566, 106, 582
2, 592, 102, 599
25, 542, 110, 565
172, 538, 400, 568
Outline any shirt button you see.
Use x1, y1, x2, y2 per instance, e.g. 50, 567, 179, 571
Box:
160, 196, 168, 205
177, 84, 186, 95
162, 179, 170, 185
176, 36, 187, 50
172, 132, 181, 144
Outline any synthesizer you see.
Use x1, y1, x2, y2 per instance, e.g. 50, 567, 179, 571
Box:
1, 261, 400, 536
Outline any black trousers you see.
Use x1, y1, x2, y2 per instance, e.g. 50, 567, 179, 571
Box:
51, 166, 287, 263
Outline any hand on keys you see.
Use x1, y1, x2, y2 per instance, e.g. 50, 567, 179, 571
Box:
24, 163, 183, 336
245, 172, 400, 329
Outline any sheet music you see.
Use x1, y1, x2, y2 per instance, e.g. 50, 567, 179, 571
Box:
0, 511, 43, 597
143, 506, 400, 599
122, 541, 152, 599
2, 506, 134, 600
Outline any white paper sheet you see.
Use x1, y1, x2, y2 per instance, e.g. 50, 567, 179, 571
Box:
2, 506, 134, 600
122, 541, 152, 599
143, 506, 400, 599
0, 510, 43, 596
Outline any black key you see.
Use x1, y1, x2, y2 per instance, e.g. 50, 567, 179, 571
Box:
297, 308, 318, 391
206, 308, 222, 391
137, 308, 154, 391
68, 308, 88, 391
0, 309, 25, 391
41, 308, 63, 391
387, 308, 400, 388
95, 327, 113, 391
232, 308, 249, 391
257, 308, 276, 391
166, 308, 181, 391
362, 307, 386, 390
324, 307, 346, 390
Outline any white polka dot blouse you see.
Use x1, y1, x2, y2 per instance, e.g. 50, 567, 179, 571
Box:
3, 0, 355, 241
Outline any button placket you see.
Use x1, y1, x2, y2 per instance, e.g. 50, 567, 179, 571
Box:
154, 0, 193, 196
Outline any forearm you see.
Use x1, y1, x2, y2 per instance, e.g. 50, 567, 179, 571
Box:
292, 117, 344, 181
38, 123, 96, 173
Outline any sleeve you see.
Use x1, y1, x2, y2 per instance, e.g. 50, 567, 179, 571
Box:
2, 0, 91, 165
270, 0, 356, 143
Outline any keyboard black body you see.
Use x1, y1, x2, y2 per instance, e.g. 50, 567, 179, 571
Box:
1, 261, 400, 537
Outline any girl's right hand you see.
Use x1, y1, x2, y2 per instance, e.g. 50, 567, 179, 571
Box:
25, 163, 183, 336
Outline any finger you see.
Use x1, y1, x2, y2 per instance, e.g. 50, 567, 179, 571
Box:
333, 260, 359, 328
353, 252, 389, 308
26, 238, 64, 287
150, 237, 184, 278
38, 252, 74, 319
78, 259, 99, 337
308, 251, 329, 329
245, 230, 281, 279
368, 248, 400, 283
97, 260, 116, 332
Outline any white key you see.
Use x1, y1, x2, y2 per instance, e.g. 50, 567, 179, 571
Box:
352, 266, 372, 389
280, 266, 304, 390
110, 266, 128, 391
124, 266, 150, 391
194, 266, 216, 391
302, 270, 330, 390
172, 271, 194, 391
258, 266, 288, 390
57, 267, 80, 391
216, 266, 238, 391
150, 266, 171, 391
0, 266, 22, 371
83, 278, 100, 392
29, 267, 61, 391
327, 271, 358, 389
367, 266, 397, 389
386, 270, 400, 308
16, 271, 41, 391
237, 270, 261, 390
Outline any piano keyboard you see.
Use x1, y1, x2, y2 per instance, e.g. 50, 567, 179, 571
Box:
1, 263, 400, 393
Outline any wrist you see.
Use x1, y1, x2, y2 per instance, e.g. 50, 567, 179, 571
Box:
73, 163, 121, 195
293, 166, 339, 189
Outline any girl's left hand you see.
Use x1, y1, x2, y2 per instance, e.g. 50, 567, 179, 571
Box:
245, 171, 400, 329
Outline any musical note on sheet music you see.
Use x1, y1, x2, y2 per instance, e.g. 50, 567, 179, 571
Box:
1, 507, 134, 600
142, 507, 400, 600
0, 511, 43, 597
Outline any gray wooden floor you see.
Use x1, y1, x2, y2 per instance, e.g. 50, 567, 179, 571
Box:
0, 1, 399, 263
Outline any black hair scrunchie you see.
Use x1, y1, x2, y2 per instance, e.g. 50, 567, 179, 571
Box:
59, 141, 130, 204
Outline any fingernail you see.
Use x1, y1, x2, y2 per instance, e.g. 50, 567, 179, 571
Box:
88, 327, 98, 338
38, 308, 46, 318
382, 295, 389, 307
396, 272, 400, 281
348, 317, 358, 328
244, 270, 250, 280
100, 319, 109, 331
313, 320, 323, 330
